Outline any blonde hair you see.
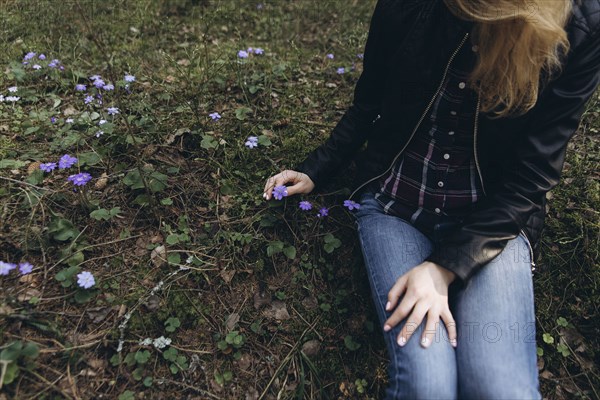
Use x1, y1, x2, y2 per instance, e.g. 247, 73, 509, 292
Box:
443, 0, 573, 119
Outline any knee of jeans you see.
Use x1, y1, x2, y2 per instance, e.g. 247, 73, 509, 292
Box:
386, 368, 457, 400
459, 379, 541, 400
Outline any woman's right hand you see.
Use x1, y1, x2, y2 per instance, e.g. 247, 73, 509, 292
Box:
263, 170, 315, 200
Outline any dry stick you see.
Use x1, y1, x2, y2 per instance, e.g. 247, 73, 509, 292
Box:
258, 316, 322, 400
47, 234, 143, 272
0, 176, 56, 193
26, 369, 75, 400
160, 378, 220, 399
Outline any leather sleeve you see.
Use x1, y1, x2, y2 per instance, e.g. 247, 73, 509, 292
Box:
292, 0, 387, 191
425, 28, 600, 287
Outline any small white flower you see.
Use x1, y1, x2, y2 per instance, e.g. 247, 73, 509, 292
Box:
8, 86, 17, 92
99, 119, 107, 125
95, 130, 104, 138
5, 96, 20, 102
66, 118, 74, 123
152, 336, 172, 349
139, 338, 153, 346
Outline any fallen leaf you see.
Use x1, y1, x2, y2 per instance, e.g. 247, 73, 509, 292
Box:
17, 288, 41, 302
254, 289, 271, 310
151, 245, 167, 267
86, 307, 112, 324
225, 313, 240, 331
263, 300, 290, 320
220, 269, 235, 284
302, 340, 321, 357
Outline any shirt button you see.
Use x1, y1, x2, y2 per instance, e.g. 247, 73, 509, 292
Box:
448, 131, 455, 135
472, 45, 479, 52
443, 153, 450, 160
458, 82, 466, 89
450, 110, 457, 116
437, 181, 444, 188
434, 207, 441, 214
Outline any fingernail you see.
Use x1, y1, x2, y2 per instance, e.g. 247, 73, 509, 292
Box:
450, 338, 457, 348
397, 336, 406, 346
385, 301, 391, 311
421, 337, 430, 348
263, 192, 267, 199
383, 324, 391, 332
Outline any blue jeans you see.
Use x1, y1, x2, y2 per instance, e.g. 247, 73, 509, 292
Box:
352, 191, 541, 400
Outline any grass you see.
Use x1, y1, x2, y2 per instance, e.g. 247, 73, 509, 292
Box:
0, 0, 598, 399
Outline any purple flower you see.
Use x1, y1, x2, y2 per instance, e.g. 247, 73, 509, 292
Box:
77, 271, 95, 289
326, 53, 334, 59
19, 262, 33, 275
75, 84, 87, 91
95, 130, 104, 138
357, 53, 364, 59
8, 86, 17, 93
257, 3, 263, 9
51, 116, 57, 124
209, 112, 221, 121
317, 207, 329, 218
336, 67, 345, 74
40, 162, 57, 172
238, 50, 249, 59
299, 201, 312, 211
107, 107, 119, 115
272, 185, 288, 200
124, 74, 136, 82
67, 172, 92, 186
343, 199, 361, 210
89, 75, 101, 80
84, 95, 94, 104
0, 261, 17, 276
48, 59, 60, 68
58, 154, 78, 169
93, 79, 105, 88
23, 52, 36, 61
38, 54, 46, 60
98, 119, 107, 125
245, 136, 258, 148
254, 48, 264, 55
32, 64, 42, 70
102, 83, 114, 91
247, 47, 254, 53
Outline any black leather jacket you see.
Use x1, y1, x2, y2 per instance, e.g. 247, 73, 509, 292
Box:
293, 0, 600, 287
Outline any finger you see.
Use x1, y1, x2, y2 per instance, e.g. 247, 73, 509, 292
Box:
285, 181, 309, 196
264, 173, 287, 200
383, 289, 415, 332
263, 175, 277, 198
441, 307, 458, 348
397, 301, 428, 347
420, 309, 440, 349
386, 274, 408, 312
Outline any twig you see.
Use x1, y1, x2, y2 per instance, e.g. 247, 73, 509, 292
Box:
0, 176, 56, 192
258, 316, 322, 399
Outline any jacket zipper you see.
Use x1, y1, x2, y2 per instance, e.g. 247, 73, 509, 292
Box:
472, 73, 536, 272
349, 32, 471, 202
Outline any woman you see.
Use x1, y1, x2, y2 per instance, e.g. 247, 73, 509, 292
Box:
263, 0, 600, 398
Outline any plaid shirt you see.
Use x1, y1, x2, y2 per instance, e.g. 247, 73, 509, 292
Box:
374, 33, 483, 236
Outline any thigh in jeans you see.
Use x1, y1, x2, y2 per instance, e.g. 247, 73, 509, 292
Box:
353, 191, 458, 399
453, 234, 542, 400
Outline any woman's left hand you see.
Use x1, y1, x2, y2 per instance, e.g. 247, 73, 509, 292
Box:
384, 261, 458, 349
